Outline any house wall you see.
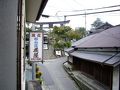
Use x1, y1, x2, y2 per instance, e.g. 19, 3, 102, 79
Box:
0, 0, 18, 89
68, 56, 73, 63
73, 57, 80, 70
112, 65, 119, 90
73, 56, 113, 89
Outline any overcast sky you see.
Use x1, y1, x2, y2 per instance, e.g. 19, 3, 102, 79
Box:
39, 0, 120, 30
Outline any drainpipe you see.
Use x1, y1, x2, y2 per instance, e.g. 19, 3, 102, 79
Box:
17, 0, 22, 89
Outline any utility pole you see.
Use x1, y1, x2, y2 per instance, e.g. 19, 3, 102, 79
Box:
64, 16, 67, 26
84, 10, 87, 31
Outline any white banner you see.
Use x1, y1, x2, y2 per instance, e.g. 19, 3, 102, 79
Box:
29, 32, 43, 62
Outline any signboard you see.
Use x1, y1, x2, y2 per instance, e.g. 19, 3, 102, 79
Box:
29, 32, 43, 62
55, 50, 61, 56
43, 44, 48, 49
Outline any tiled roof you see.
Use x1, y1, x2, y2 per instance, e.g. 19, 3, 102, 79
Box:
96, 22, 113, 30
73, 25, 120, 48
70, 51, 120, 67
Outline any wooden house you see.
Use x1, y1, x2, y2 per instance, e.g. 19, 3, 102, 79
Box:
65, 25, 120, 90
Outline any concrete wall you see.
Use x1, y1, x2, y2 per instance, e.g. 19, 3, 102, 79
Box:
112, 65, 119, 90
0, 0, 18, 89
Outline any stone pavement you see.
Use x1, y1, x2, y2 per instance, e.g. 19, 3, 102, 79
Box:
43, 45, 56, 60
38, 62, 58, 90
39, 57, 79, 90
26, 56, 79, 90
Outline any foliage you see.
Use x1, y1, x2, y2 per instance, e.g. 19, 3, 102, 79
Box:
64, 41, 71, 48
49, 26, 85, 50
26, 27, 32, 32
52, 26, 72, 38
36, 66, 39, 72
75, 27, 86, 39
27, 60, 32, 66
49, 26, 72, 50
91, 18, 104, 29
53, 40, 65, 49
26, 27, 32, 40
36, 65, 42, 84
36, 78, 42, 85
36, 72, 42, 78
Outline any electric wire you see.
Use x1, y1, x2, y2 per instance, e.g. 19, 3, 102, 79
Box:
49, 9, 120, 17
55, 4, 120, 13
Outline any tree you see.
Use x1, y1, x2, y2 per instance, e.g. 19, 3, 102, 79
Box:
91, 18, 104, 29
49, 26, 74, 50
67, 30, 80, 40
75, 27, 86, 39
49, 26, 86, 51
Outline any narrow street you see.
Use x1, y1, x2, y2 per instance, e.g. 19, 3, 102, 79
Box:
38, 57, 79, 90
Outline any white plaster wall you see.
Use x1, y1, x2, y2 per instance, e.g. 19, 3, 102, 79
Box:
112, 65, 119, 90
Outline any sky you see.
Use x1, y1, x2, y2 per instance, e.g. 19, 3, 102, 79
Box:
39, 0, 120, 30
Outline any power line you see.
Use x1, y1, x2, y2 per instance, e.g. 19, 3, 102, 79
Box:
42, 5, 120, 18
86, 4, 120, 11
65, 9, 120, 17
85, 4, 120, 11
52, 9, 120, 17
55, 4, 120, 13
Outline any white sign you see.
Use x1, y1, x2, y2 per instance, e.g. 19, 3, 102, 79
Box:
29, 32, 43, 62
55, 50, 61, 56
43, 44, 48, 49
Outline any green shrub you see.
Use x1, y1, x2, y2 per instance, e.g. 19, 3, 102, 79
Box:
27, 60, 32, 66
36, 78, 42, 85
36, 72, 42, 78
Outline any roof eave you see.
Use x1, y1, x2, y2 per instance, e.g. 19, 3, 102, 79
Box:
26, 0, 48, 22
36, 0, 48, 21
75, 46, 120, 49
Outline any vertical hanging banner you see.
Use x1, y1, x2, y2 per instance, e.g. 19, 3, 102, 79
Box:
29, 32, 43, 62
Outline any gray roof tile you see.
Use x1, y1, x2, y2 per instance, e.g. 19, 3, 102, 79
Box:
73, 26, 120, 48
70, 51, 120, 67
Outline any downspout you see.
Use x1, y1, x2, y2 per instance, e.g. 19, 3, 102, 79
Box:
17, 0, 22, 89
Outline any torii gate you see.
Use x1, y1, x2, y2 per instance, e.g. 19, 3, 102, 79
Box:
28, 20, 70, 28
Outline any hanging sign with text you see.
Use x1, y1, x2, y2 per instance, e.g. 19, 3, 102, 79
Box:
29, 32, 43, 62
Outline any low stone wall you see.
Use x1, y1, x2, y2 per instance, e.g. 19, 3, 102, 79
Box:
63, 62, 109, 90
73, 77, 91, 90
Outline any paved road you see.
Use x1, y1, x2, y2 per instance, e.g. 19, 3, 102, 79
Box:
38, 57, 79, 90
